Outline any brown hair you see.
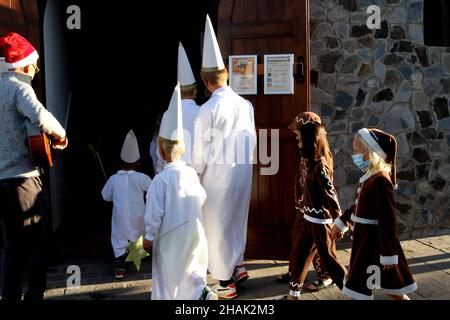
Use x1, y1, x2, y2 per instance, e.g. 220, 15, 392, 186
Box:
300, 123, 334, 172
200, 68, 228, 86
120, 159, 141, 171
180, 85, 197, 99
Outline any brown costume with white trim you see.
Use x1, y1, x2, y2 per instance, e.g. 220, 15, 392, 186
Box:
335, 128, 417, 299
288, 157, 347, 296
287, 113, 347, 297
288, 158, 330, 282
336, 170, 417, 299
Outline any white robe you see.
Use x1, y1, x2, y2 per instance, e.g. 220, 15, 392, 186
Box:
102, 170, 152, 257
149, 136, 159, 173
181, 99, 200, 165
192, 86, 256, 280
145, 161, 208, 300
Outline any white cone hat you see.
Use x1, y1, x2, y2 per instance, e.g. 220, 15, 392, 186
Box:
120, 130, 140, 163
178, 43, 196, 89
202, 15, 225, 72
159, 83, 184, 141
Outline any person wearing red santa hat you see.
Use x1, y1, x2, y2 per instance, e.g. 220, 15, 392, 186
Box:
0, 32, 68, 300
332, 128, 417, 300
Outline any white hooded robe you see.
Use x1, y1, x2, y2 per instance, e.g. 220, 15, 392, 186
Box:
102, 170, 152, 257
192, 86, 256, 280
181, 98, 200, 165
145, 161, 208, 300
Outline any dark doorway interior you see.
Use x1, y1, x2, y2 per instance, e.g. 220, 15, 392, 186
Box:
424, 0, 450, 47
42, 0, 219, 262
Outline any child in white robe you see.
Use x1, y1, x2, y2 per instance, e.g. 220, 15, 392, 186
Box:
102, 130, 152, 279
143, 83, 216, 300
178, 42, 200, 166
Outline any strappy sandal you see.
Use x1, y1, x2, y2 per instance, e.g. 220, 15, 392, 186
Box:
277, 294, 299, 300
302, 279, 333, 293
276, 272, 291, 283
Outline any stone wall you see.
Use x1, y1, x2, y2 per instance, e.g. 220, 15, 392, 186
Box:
310, 0, 450, 238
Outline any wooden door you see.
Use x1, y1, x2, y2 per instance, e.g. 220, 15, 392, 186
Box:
0, 0, 42, 97
218, 0, 310, 259
0, 0, 40, 45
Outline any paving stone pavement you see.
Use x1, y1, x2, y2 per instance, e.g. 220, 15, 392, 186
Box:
42, 235, 450, 300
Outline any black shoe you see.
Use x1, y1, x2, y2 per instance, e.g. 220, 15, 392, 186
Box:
24, 291, 44, 301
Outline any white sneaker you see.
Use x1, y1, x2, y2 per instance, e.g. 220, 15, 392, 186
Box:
232, 265, 249, 284
198, 286, 218, 300
214, 283, 237, 300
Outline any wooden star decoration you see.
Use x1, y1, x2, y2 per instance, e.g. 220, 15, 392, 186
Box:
126, 236, 150, 271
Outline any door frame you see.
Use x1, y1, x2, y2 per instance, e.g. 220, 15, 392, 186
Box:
216, 0, 312, 259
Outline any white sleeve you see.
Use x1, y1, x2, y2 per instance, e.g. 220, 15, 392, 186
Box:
194, 171, 207, 205
101, 177, 114, 202
192, 108, 213, 175
333, 217, 349, 233
140, 174, 152, 192
144, 178, 165, 241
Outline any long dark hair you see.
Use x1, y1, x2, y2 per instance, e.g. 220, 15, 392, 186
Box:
300, 122, 334, 172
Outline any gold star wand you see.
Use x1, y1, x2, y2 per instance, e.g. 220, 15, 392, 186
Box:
126, 220, 189, 271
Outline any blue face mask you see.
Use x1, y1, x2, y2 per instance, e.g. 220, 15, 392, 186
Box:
352, 153, 371, 171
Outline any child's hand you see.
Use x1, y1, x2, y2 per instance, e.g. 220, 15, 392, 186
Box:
383, 264, 395, 271
331, 225, 343, 240
143, 239, 153, 253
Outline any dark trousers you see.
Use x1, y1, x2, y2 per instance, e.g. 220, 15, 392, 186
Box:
0, 177, 49, 301
289, 212, 330, 280
290, 215, 347, 292
312, 252, 330, 280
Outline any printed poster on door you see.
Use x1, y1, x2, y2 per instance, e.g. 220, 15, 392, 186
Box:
229, 55, 258, 95
264, 54, 294, 95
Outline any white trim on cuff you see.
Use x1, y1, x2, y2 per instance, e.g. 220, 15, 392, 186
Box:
333, 218, 349, 233
380, 255, 398, 265
289, 290, 300, 298
350, 214, 379, 225
145, 233, 156, 241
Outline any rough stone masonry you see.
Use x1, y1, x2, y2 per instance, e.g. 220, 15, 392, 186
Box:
310, 0, 450, 238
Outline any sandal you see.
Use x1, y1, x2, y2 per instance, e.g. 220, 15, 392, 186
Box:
302, 278, 333, 293
276, 272, 291, 283
277, 294, 299, 300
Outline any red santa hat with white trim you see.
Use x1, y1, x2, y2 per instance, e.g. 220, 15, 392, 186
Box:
358, 128, 398, 189
0, 32, 39, 69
